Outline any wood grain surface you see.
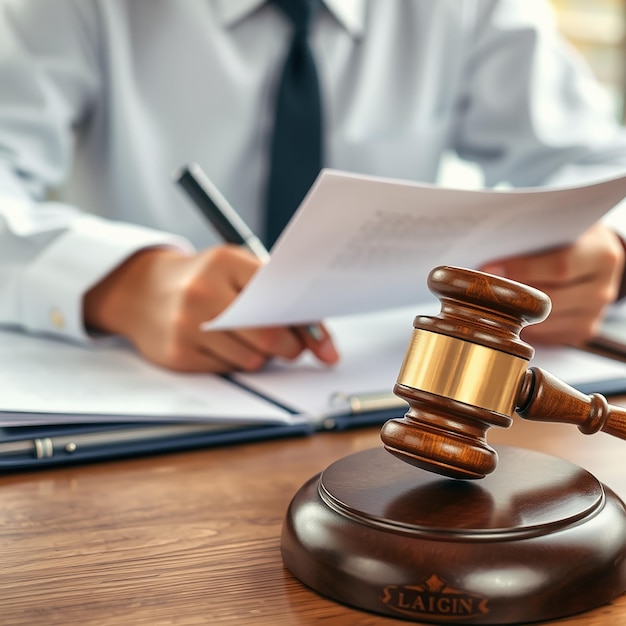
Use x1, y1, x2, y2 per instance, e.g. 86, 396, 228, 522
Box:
1, 412, 626, 626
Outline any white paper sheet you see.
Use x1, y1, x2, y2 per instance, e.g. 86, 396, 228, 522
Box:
0, 331, 294, 426
203, 169, 626, 330
2, 308, 625, 428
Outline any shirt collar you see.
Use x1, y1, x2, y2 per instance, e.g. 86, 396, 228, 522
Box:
324, 0, 366, 37
212, 0, 367, 38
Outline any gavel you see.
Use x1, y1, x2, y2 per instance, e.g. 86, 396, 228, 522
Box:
381, 265, 626, 479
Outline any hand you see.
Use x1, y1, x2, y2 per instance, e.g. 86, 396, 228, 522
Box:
481, 223, 625, 345
84, 245, 339, 372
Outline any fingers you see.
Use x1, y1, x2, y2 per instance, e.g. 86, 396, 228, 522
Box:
202, 327, 305, 369
294, 323, 340, 364
212, 323, 339, 369
157, 342, 236, 374
148, 327, 305, 373
481, 224, 625, 345
482, 223, 623, 291
520, 286, 603, 345
86, 243, 341, 373
189, 246, 339, 368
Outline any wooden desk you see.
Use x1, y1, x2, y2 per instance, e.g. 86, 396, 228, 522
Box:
2, 413, 626, 626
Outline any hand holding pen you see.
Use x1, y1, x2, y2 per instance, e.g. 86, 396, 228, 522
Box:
173, 162, 338, 366
83, 168, 338, 374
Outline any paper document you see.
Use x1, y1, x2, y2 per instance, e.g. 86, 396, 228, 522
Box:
2, 308, 626, 428
203, 169, 626, 330
0, 331, 294, 427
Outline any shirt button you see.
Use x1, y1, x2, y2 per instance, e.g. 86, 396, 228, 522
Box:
50, 308, 65, 330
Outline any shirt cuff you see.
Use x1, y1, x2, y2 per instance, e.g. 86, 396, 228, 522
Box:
18, 215, 194, 341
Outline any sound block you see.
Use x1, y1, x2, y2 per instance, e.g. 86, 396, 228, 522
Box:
281, 446, 626, 624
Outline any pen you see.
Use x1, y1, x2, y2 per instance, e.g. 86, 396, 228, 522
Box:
0, 424, 236, 460
329, 391, 408, 415
175, 162, 270, 261
173, 162, 324, 342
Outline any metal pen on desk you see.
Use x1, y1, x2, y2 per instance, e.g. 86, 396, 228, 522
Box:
173, 162, 323, 341
0, 424, 233, 460
329, 391, 408, 415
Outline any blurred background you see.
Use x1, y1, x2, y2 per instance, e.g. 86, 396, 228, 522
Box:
550, 0, 626, 122
440, 0, 626, 188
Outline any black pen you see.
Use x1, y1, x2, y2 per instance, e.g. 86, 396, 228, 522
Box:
173, 162, 324, 342
175, 162, 270, 261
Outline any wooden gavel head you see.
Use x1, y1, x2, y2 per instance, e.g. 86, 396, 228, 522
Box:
381, 265, 626, 479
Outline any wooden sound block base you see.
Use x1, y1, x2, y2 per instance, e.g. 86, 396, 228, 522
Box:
281, 446, 626, 624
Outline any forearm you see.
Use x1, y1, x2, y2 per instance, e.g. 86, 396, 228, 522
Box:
0, 196, 194, 341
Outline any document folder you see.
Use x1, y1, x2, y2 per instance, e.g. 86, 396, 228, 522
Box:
0, 311, 416, 470
0, 421, 314, 471
2, 306, 626, 470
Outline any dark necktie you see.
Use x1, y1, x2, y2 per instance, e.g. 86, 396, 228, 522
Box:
264, 0, 322, 248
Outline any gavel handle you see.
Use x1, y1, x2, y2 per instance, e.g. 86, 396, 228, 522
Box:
517, 367, 626, 440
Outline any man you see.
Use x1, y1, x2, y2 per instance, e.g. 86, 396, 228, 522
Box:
0, 0, 625, 372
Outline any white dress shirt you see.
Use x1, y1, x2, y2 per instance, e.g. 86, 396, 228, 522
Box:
1, 0, 626, 341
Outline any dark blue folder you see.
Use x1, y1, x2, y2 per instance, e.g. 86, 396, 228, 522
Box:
0, 406, 406, 471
